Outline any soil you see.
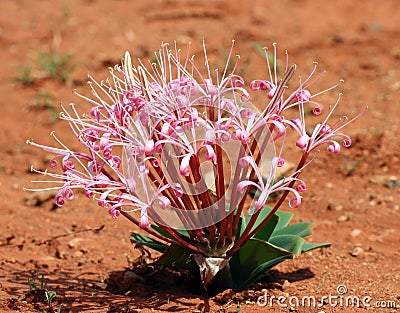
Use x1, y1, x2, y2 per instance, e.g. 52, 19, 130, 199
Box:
0, 0, 399, 312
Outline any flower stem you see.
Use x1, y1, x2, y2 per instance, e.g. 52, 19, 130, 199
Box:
227, 151, 309, 257
120, 210, 208, 255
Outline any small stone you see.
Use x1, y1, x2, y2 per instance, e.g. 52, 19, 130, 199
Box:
337, 214, 349, 222
328, 202, 343, 211
94, 282, 107, 290
368, 23, 383, 31
385, 179, 400, 189
325, 182, 333, 189
350, 246, 363, 257
283, 279, 291, 288
350, 229, 362, 237
369, 175, 384, 184
370, 175, 399, 189
68, 238, 83, 249
382, 196, 394, 202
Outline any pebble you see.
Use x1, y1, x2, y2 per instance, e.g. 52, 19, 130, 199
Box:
337, 214, 350, 222
369, 175, 398, 186
350, 229, 362, 237
368, 195, 395, 206
351, 246, 364, 257
328, 202, 343, 211
68, 237, 83, 249
368, 22, 383, 31
385, 179, 400, 189
383, 196, 394, 202
369, 176, 384, 184
325, 182, 333, 189
282, 279, 291, 288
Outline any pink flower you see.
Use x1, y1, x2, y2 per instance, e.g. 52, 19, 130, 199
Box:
27, 42, 363, 257
139, 212, 151, 229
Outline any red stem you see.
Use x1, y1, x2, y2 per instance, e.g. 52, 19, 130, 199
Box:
226, 152, 309, 257
190, 155, 217, 247
120, 210, 207, 255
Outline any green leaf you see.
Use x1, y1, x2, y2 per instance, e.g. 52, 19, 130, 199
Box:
244, 255, 292, 288
272, 222, 315, 238
245, 207, 278, 234
229, 238, 293, 288
252, 213, 279, 241
176, 227, 190, 238
269, 234, 305, 256
27, 278, 37, 291
301, 242, 331, 253
274, 210, 294, 229
251, 207, 294, 230
130, 232, 168, 253
46, 291, 57, 303
155, 244, 196, 271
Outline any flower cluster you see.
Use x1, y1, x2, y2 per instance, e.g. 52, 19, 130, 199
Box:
27, 42, 363, 258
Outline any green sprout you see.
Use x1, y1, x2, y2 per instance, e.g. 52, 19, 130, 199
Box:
25, 273, 61, 313
39, 49, 79, 83
16, 65, 34, 87
342, 156, 364, 176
